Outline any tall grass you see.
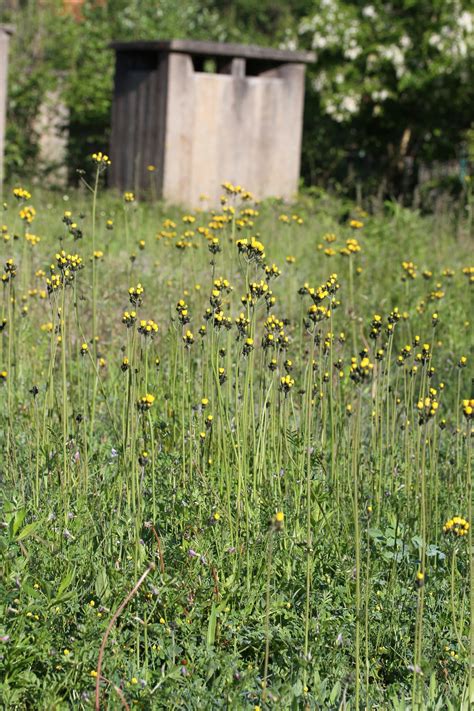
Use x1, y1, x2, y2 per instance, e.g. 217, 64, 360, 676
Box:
0, 172, 472, 709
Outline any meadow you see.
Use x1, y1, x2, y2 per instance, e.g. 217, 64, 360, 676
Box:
0, 159, 472, 710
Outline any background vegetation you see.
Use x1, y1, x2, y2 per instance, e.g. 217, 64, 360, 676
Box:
1, 0, 473, 199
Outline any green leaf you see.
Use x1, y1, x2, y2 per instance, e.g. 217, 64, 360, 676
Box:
16, 521, 41, 541
95, 566, 110, 599
292, 679, 303, 697
329, 680, 341, 704
206, 603, 218, 649
12, 508, 27, 537
56, 568, 75, 600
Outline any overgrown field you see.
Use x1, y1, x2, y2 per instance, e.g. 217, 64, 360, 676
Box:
0, 164, 473, 709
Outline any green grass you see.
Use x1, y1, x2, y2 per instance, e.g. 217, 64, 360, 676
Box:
0, 174, 472, 709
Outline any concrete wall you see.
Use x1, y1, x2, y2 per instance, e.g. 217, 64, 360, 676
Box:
33, 85, 70, 187
0, 26, 13, 191
163, 53, 305, 206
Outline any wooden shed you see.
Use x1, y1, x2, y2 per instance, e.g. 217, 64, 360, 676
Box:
109, 39, 314, 206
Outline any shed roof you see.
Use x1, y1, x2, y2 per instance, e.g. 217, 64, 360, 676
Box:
110, 38, 315, 64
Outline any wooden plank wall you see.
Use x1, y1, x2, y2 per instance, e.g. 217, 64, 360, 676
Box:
110, 51, 167, 195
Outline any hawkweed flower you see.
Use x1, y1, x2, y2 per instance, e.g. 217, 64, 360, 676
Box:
122, 311, 137, 328
138, 319, 159, 337
55, 251, 83, 273
2, 259, 17, 283
25, 232, 41, 246
369, 314, 383, 339
137, 394, 155, 411
415, 343, 431, 364
176, 300, 190, 325
13, 187, 31, 201
443, 516, 469, 537
416, 395, 439, 424
129, 283, 144, 307
273, 511, 284, 530
183, 330, 194, 346
236, 236, 265, 263
349, 354, 373, 383
242, 337, 254, 355
461, 266, 474, 284
401, 261, 417, 280
208, 237, 221, 254
268, 358, 277, 371
19, 206, 36, 224
264, 263, 281, 280
45, 273, 61, 294
280, 375, 294, 393
340, 237, 361, 256
284, 359, 293, 373
462, 399, 474, 419
235, 313, 250, 337
91, 152, 111, 166
139, 450, 149, 466
415, 571, 425, 588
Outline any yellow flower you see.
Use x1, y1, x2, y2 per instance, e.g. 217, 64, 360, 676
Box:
13, 187, 32, 201
137, 393, 155, 411
19, 206, 36, 224
91, 152, 111, 165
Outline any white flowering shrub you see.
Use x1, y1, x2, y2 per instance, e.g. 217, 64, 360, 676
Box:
296, 0, 473, 193
298, 0, 473, 123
